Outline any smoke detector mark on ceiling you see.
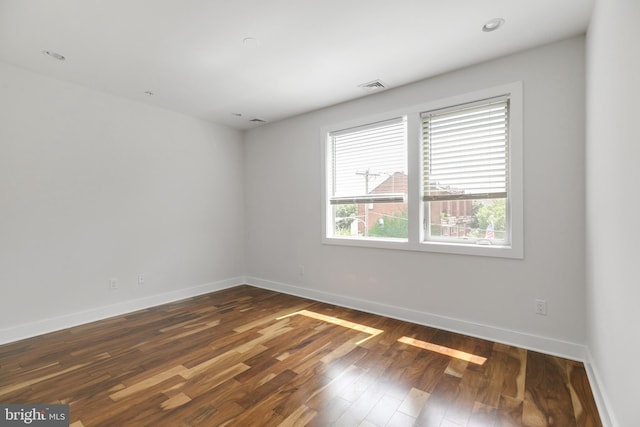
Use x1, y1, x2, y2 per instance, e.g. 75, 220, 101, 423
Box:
358, 79, 386, 91
482, 18, 505, 32
242, 37, 261, 48
42, 50, 66, 61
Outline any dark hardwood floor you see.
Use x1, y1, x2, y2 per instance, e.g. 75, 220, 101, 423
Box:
0, 285, 601, 426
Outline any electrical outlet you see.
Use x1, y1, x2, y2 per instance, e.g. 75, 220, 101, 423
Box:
109, 278, 118, 290
535, 299, 547, 316
137, 274, 145, 286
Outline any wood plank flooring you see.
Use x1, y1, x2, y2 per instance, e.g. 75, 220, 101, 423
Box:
0, 285, 602, 426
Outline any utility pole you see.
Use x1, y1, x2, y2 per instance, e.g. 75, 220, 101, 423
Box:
356, 169, 381, 236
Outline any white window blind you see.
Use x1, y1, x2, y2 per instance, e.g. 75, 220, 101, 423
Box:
422, 97, 509, 201
329, 117, 406, 205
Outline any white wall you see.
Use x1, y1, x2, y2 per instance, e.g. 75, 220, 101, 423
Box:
586, 0, 640, 426
244, 37, 587, 358
0, 62, 245, 341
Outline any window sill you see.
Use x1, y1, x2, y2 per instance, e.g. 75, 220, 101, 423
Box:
323, 236, 523, 259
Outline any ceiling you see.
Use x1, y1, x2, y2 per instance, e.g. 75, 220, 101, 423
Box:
0, 1, 593, 130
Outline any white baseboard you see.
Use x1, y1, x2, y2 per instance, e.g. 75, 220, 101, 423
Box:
2, 275, 587, 361
245, 276, 587, 362
0, 277, 244, 345
584, 348, 617, 427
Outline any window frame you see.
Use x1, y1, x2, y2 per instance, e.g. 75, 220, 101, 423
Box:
321, 82, 523, 259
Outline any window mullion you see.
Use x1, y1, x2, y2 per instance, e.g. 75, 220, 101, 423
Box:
406, 113, 421, 244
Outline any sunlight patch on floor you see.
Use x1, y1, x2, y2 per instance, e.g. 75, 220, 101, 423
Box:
278, 310, 383, 344
398, 336, 487, 365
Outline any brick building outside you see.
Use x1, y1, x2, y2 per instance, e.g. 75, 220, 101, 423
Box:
357, 172, 473, 237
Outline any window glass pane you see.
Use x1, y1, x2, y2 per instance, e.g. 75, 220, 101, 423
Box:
333, 201, 408, 239
425, 198, 506, 243
422, 97, 510, 246
328, 118, 407, 240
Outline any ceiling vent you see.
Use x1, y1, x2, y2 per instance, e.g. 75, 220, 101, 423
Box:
249, 117, 267, 123
358, 79, 386, 91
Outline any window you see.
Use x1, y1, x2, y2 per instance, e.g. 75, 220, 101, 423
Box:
322, 83, 523, 258
422, 97, 509, 246
327, 118, 408, 240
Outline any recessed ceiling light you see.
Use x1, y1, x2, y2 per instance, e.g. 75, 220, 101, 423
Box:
42, 50, 66, 61
482, 18, 505, 32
